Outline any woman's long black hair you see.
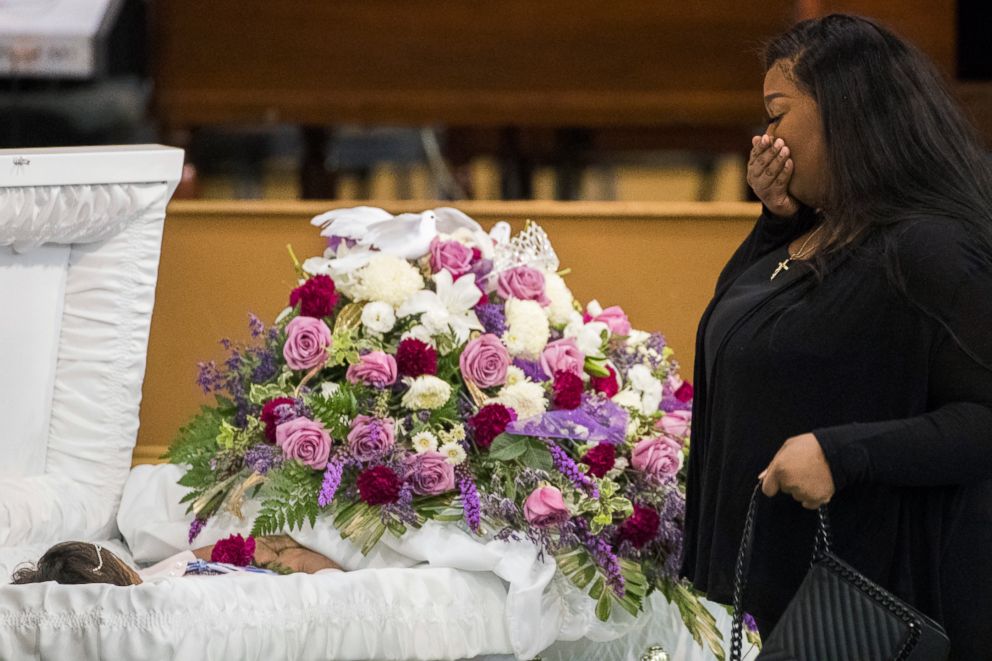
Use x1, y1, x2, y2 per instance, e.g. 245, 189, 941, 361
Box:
764, 14, 992, 263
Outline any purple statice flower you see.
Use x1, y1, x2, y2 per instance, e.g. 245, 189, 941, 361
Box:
546, 440, 599, 498
512, 357, 549, 383
456, 467, 482, 533
244, 444, 282, 475
575, 519, 625, 598
475, 302, 507, 336
250, 347, 280, 383
381, 482, 419, 528
196, 360, 223, 393
417, 410, 432, 422
248, 313, 265, 338
188, 517, 206, 544
744, 613, 759, 634
318, 458, 346, 507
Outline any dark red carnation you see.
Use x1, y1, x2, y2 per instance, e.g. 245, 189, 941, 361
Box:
289, 274, 338, 318
357, 465, 402, 505
395, 338, 438, 378
552, 371, 584, 409
581, 443, 616, 478
468, 403, 517, 449
674, 381, 694, 403
619, 504, 661, 549
260, 397, 298, 442
210, 533, 256, 566
477, 289, 489, 307
470, 247, 482, 262
589, 365, 619, 398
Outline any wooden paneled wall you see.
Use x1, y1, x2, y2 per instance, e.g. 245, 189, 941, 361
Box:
134, 201, 757, 464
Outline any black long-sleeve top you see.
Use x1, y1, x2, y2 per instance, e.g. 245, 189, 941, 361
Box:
680, 208, 992, 660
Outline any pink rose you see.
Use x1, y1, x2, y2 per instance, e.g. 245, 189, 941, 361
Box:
283, 316, 332, 371
403, 451, 456, 495
523, 486, 570, 527
347, 415, 396, 461
275, 417, 332, 470
459, 334, 510, 388
592, 305, 631, 336
631, 436, 683, 480
540, 338, 585, 379
656, 410, 691, 440
346, 351, 398, 388
429, 236, 474, 278
497, 266, 550, 306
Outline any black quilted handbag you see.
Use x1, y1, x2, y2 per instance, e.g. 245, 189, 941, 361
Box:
729, 484, 950, 661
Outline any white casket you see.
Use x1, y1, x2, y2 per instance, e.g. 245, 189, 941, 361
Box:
0, 147, 747, 660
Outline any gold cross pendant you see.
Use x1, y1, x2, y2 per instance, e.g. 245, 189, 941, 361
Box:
770, 259, 791, 281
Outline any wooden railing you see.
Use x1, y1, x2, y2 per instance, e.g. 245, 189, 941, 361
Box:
134, 201, 758, 464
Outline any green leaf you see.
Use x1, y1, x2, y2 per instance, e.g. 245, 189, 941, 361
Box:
595, 590, 612, 621
164, 406, 224, 465
521, 438, 553, 472
489, 433, 527, 461
589, 576, 605, 601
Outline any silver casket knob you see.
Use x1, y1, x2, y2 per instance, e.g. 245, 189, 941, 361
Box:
640, 645, 670, 661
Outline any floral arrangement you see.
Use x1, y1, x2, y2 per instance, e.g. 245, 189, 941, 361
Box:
167, 207, 729, 656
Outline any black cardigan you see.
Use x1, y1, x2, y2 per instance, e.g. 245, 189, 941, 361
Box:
680, 209, 992, 660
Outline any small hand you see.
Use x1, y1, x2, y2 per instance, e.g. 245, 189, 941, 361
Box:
759, 433, 835, 509
747, 135, 800, 219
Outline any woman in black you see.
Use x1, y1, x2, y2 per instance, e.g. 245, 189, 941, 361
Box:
680, 15, 992, 660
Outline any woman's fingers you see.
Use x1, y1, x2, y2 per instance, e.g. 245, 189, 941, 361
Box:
774, 159, 793, 187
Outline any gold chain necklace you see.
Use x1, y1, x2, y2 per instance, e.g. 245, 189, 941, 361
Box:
771, 225, 823, 281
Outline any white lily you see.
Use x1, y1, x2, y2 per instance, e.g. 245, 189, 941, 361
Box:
397, 270, 483, 344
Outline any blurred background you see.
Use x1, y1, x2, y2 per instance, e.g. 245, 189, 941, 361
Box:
1, 0, 989, 203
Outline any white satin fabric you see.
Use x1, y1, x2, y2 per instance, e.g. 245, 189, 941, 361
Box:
0, 182, 168, 546
0, 183, 168, 253
108, 464, 746, 661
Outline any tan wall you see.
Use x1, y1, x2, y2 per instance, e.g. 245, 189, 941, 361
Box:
134, 201, 757, 464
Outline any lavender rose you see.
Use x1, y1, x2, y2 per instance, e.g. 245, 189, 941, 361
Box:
283, 316, 332, 371
523, 485, 570, 527
347, 415, 396, 461
657, 410, 691, 441
631, 435, 683, 480
459, 333, 510, 388
346, 351, 398, 388
540, 337, 585, 379
403, 451, 456, 495
592, 305, 631, 336
275, 417, 332, 470
497, 266, 550, 306
429, 236, 474, 278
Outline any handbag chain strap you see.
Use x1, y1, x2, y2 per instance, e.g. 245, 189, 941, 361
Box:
730, 483, 834, 661
730, 484, 923, 661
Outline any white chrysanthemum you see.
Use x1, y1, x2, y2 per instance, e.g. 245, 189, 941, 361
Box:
502, 298, 550, 359
612, 388, 642, 410
496, 380, 547, 420
444, 424, 466, 443
401, 375, 452, 410
626, 329, 652, 346
640, 380, 663, 416
319, 381, 341, 398
544, 272, 576, 327
627, 364, 657, 392
411, 431, 439, 453
354, 254, 425, 307
575, 320, 610, 358
504, 365, 526, 386
361, 301, 396, 334
440, 442, 467, 466
562, 312, 585, 340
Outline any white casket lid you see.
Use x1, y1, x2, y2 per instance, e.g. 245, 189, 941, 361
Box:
0, 144, 184, 190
